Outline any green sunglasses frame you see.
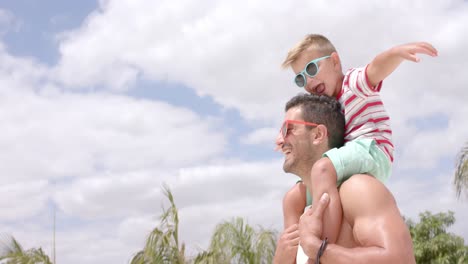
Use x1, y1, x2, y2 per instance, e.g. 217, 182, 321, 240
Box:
294, 55, 331, 88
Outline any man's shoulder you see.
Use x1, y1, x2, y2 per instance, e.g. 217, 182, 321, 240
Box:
283, 182, 307, 210
338, 174, 397, 221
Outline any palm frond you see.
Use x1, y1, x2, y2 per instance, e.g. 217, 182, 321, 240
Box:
205, 217, 277, 264
0, 234, 51, 264
254, 228, 277, 264
130, 185, 185, 264
454, 142, 468, 199
0, 233, 24, 257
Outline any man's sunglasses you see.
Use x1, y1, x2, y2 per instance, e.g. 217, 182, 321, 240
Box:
280, 119, 319, 139
294, 55, 331, 88
274, 120, 319, 151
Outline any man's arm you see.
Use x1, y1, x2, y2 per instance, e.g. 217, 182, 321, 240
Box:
273, 183, 306, 264
366, 42, 438, 87
321, 174, 415, 264
283, 182, 307, 228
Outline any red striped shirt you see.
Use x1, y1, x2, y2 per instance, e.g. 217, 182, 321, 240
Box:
339, 66, 394, 162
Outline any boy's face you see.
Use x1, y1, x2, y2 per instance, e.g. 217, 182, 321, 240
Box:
291, 50, 341, 98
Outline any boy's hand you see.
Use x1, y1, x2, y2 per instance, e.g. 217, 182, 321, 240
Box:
273, 224, 300, 264
390, 42, 438, 62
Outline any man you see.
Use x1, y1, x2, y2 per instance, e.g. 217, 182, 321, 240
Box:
273, 93, 415, 263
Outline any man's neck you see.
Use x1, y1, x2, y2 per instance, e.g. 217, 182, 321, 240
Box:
296, 148, 329, 191
296, 166, 313, 190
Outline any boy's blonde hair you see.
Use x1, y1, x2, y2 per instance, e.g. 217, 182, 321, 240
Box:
282, 34, 337, 69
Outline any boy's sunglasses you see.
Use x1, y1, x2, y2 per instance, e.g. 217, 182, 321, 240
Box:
294, 55, 331, 88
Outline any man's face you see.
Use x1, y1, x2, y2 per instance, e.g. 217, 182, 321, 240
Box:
276, 107, 315, 174
291, 51, 340, 97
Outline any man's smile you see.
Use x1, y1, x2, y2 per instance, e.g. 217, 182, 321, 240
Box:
282, 146, 292, 156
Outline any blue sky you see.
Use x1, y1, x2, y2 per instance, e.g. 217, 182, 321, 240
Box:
0, 0, 467, 263
0, 0, 96, 62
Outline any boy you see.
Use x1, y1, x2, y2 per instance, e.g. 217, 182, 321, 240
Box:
278, 34, 437, 247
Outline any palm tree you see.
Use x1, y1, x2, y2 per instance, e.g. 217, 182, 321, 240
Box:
130, 185, 186, 264
194, 217, 277, 264
0, 234, 52, 264
454, 142, 468, 199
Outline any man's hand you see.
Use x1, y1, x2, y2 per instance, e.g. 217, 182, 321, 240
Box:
299, 193, 330, 258
273, 224, 300, 264
390, 42, 438, 63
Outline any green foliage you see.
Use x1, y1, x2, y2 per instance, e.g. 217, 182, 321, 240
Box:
130, 185, 186, 264
406, 211, 468, 264
0, 234, 52, 264
454, 142, 468, 199
194, 217, 277, 264
131, 185, 277, 264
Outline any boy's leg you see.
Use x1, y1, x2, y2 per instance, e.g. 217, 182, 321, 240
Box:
305, 139, 388, 244
324, 138, 391, 185
308, 157, 341, 243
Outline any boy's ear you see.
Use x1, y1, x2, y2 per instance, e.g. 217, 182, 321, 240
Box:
331, 52, 341, 70
312, 124, 328, 144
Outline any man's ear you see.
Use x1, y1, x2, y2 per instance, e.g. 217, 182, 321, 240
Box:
312, 124, 328, 145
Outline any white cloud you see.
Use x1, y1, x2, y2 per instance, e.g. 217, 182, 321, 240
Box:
389, 171, 468, 240
0, 85, 226, 182
241, 127, 278, 146
171, 159, 292, 207
52, 0, 468, 122
0, 180, 49, 220
53, 224, 133, 264
51, 0, 468, 171
54, 171, 163, 219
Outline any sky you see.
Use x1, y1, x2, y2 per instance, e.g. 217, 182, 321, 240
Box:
0, 0, 467, 263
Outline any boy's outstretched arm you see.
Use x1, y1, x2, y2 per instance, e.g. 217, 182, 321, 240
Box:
366, 42, 438, 87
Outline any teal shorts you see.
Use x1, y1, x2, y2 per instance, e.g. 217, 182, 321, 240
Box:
324, 138, 392, 186
302, 138, 392, 206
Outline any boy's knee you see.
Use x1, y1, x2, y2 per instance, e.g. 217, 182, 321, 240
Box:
311, 157, 337, 186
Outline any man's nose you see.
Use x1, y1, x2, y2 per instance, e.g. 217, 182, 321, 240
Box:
275, 132, 284, 151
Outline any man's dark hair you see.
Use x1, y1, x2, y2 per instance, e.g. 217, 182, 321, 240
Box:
285, 93, 345, 149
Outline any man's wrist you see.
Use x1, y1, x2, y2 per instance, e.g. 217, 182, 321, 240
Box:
315, 238, 328, 264
300, 235, 322, 259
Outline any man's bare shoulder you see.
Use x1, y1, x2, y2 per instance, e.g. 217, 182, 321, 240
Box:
338, 174, 398, 224
336, 174, 416, 263
284, 182, 307, 203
